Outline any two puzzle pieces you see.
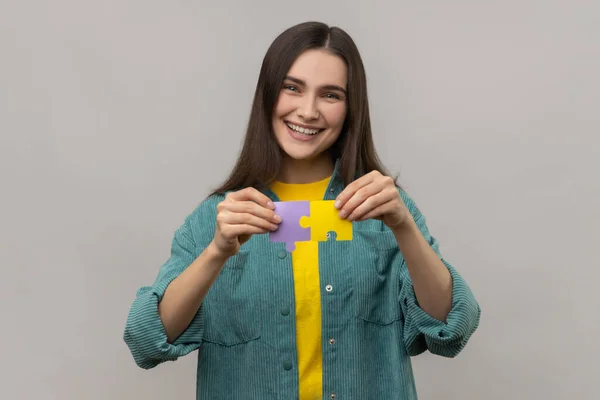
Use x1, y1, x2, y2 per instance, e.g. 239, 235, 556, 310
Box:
269, 200, 353, 252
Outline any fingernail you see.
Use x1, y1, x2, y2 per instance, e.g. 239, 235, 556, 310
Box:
334, 200, 341, 209
267, 201, 275, 209
274, 214, 282, 223
338, 210, 347, 218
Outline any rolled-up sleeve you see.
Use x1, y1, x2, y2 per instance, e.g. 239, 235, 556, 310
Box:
398, 191, 481, 358
123, 215, 206, 369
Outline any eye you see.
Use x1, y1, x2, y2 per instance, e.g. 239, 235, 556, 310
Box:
324, 93, 341, 100
283, 84, 299, 92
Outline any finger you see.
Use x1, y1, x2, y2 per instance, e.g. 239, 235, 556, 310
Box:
335, 174, 374, 209
339, 181, 386, 219
228, 187, 275, 210
219, 211, 279, 231
223, 200, 281, 224
346, 190, 392, 221
353, 186, 399, 220
356, 201, 397, 221
221, 224, 271, 241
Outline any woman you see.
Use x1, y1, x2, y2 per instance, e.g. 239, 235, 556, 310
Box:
124, 21, 480, 399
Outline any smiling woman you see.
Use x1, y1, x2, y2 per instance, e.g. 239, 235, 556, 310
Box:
209, 21, 385, 192
272, 49, 348, 181
123, 21, 481, 400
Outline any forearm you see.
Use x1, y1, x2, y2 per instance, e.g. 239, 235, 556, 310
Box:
158, 241, 228, 343
392, 219, 453, 322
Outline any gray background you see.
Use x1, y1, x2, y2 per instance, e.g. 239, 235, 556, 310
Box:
1, 1, 598, 399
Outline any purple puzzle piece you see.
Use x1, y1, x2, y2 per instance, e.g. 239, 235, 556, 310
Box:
269, 201, 310, 252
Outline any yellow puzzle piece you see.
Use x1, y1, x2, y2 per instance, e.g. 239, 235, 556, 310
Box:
299, 200, 353, 242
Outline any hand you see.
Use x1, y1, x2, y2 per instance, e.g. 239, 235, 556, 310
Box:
212, 188, 281, 257
334, 171, 411, 230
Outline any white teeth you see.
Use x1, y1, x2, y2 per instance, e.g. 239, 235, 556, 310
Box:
286, 122, 321, 135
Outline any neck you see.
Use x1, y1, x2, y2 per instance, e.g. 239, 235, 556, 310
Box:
277, 154, 334, 184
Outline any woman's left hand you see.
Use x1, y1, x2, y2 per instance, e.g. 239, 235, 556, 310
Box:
334, 171, 411, 230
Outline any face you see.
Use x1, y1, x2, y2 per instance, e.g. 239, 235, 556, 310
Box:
272, 49, 348, 163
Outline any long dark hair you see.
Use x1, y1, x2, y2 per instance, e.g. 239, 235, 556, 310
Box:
210, 21, 394, 195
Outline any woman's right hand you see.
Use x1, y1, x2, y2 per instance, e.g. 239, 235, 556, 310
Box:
211, 187, 281, 257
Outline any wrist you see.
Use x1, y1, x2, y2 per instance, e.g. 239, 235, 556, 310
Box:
390, 217, 419, 238
206, 240, 231, 264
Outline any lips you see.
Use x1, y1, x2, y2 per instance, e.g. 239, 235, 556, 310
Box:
285, 122, 323, 142
285, 121, 324, 135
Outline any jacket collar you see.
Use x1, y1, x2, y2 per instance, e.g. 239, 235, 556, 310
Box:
262, 157, 345, 202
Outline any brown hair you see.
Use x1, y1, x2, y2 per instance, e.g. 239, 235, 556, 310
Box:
210, 21, 395, 195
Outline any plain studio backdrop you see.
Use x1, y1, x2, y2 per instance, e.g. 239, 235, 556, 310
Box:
1, 1, 598, 399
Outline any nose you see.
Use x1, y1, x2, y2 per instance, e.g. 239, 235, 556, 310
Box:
297, 96, 319, 121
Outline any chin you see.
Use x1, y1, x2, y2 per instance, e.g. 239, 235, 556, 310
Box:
276, 141, 317, 160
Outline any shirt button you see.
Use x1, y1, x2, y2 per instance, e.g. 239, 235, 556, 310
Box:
330, 393, 336, 399
328, 338, 336, 345
329, 188, 334, 192
325, 284, 333, 292
280, 307, 290, 316
278, 250, 287, 259
283, 360, 293, 371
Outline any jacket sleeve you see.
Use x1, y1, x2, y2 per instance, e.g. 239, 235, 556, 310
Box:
123, 204, 211, 369
398, 191, 481, 358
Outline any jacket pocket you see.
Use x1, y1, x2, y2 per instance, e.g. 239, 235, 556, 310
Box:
201, 250, 262, 346
352, 230, 404, 325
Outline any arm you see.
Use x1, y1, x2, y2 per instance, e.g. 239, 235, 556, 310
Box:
392, 217, 452, 322
123, 213, 218, 369
158, 241, 228, 343
123, 189, 279, 369
333, 171, 480, 358
398, 192, 481, 358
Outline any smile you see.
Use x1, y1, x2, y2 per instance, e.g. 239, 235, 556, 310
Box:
285, 122, 324, 135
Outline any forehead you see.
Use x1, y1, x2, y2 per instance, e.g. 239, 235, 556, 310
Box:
286, 49, 347, 88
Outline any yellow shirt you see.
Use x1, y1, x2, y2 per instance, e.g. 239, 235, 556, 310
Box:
270, 176, 330, 400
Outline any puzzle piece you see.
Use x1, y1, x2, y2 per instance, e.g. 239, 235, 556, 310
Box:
269, 201, 310, 252
299, 200, 353, 242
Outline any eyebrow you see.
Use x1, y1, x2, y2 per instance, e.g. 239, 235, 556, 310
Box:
284, 75, 347, 95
